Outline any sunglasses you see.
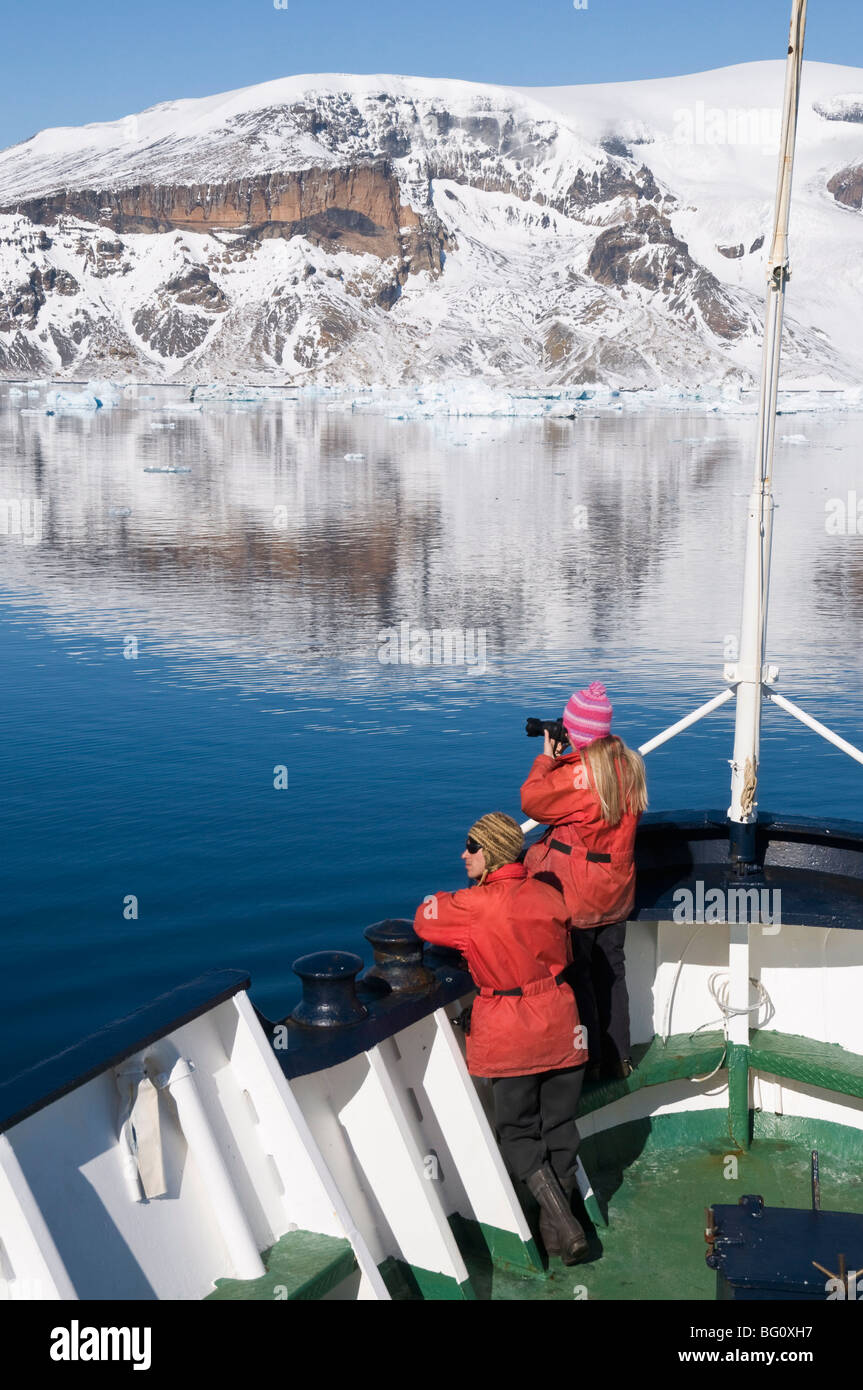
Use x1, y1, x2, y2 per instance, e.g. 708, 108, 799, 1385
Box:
465, 837, 482, 854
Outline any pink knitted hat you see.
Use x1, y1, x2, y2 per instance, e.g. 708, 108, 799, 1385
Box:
563, 682, 613, 748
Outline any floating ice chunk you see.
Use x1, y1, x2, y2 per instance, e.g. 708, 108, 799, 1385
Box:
780, 434, 808, 443
151, 421, 177, 429
161, 401, 202, 413
18, 408, 46, 416
568, 384, 620, 403
344, 452, 365, 461
8, 387, 24, 399
46, 389, 102, 411
108, 506, 132, 517
143, 466, 191, 474
85, 379, 121, 407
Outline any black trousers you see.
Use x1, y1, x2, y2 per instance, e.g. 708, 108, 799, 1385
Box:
569, 921, 631, 1068
491, 1065, 585, 1184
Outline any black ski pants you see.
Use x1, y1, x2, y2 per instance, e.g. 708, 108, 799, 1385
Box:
491, 1064, 585, 1184
569, 920, 631, 1068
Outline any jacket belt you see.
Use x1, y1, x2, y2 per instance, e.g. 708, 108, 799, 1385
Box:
549, 839, 611, 863
485, 968, 569, 998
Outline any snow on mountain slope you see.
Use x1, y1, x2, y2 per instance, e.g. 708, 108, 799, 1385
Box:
0, 74, 608, 202
523, 62, 863, 388
0, 63, 860, 387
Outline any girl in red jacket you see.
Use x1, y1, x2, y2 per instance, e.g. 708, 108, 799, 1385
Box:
521, 682, 647, 1082
414, 811, 589, 1265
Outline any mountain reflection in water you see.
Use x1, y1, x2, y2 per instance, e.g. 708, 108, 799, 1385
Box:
0, 390, 860, 1076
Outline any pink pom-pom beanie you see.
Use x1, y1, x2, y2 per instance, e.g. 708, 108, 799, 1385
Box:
563, 681, 613, 749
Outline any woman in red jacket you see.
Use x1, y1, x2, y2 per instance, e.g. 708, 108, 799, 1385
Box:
414, 811, 589, 1265
521, 682, 647, 1082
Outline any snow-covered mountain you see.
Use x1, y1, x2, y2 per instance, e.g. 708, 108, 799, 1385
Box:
1, 62, 862, 388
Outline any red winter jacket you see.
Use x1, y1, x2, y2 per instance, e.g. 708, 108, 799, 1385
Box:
413, 863, 586, 1079
521, 752, 641, 928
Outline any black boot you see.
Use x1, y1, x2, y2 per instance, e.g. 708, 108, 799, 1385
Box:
536, 1172, 580, 1257
527, 1164, 588, 1266
538, 1199, 562, 1258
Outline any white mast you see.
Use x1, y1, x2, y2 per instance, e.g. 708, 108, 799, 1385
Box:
727, 0, 808, 858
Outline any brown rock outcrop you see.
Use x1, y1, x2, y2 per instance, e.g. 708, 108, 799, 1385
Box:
587, 206, 749, 340
3, 163, 449, 274
827, 165, 863, 210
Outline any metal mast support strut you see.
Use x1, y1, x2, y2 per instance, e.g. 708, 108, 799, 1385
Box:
727, 0, 807, 864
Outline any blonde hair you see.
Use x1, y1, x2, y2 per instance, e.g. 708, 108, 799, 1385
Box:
580, 736, 647, 824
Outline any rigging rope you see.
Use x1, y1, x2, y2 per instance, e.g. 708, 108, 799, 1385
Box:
689, 971, 772, 1083
740, 757, 758, 819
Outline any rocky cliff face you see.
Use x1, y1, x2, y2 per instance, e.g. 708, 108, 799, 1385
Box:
9, 164, 438, 259
0, 67, 860, 386
827, 165, 863, 210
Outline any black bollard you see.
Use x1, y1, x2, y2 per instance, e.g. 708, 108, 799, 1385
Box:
363, 919, 437, 995
290, 951, 368, 1028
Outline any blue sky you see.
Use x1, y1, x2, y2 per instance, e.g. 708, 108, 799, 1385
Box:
1, 0, 861, 150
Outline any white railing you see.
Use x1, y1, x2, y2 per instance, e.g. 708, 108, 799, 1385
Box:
765, 691, 863, 769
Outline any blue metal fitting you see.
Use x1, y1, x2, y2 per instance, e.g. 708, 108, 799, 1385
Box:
363, 919, 436, 995
290, 951, 368, 1028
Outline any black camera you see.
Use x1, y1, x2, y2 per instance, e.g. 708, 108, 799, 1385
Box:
525, 717, 570, 747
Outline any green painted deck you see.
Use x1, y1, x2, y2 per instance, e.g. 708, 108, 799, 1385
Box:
577, 1030, 863, 1121
751, 1029, 863, 1100
206, 1230, 356, 1301
576, 1032, 727, 1118
464, 1113, 863, 1301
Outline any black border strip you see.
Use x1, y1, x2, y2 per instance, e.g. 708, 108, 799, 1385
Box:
0, 969, 250, 1135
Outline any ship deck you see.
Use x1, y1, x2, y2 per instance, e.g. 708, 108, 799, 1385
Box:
206, 1104, 863, 1302
454, 1116, 863, 1301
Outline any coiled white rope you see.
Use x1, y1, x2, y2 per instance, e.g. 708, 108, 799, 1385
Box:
689, 971, 772, 1083
663, 935, 773, 1083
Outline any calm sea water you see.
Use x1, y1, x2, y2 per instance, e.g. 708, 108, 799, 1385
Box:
1, 387, 861, 1080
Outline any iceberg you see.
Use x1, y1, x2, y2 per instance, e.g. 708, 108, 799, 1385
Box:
84, 379, 121, 407
46, 389, 102, 412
